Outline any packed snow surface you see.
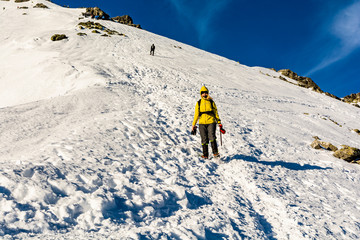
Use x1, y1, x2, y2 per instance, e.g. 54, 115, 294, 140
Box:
1, 1, 360, 239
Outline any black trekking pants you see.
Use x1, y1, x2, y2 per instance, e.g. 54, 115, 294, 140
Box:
199, 123, 217, 145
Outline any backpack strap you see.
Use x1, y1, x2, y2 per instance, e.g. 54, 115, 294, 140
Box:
198, 99, 215, 116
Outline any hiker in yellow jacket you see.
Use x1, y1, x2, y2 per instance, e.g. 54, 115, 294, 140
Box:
192, 86, 222, 159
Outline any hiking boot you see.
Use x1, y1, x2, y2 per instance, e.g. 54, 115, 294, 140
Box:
213, 153, 220, 158
202, 144, 209, 159
201, 155, 209, 159
211, 140, 219, 155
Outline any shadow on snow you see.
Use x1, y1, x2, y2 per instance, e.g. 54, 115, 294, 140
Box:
225, 154, 332, 171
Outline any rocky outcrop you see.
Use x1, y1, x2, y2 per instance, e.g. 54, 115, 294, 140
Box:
278, 69, 343, 101
311, 137, 360, 164
343, 93, 360, 103
278, 69, 323, 93
78, 21, 126, 36
333, 146, 360, 163
277, 69, 360, 108
112, 15, 141, 29
51, 34, 67, 41
83, 7, 110, 20
112, 15, 132, 24
79, 21, 105, 30
324, 92, 341, 101
81, 8, 141, 29
34, 3, 48, 8
311, 139, 338, 152
343, 93, 360, 108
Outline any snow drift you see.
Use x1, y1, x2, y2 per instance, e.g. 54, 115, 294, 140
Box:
1, 0, 360, 239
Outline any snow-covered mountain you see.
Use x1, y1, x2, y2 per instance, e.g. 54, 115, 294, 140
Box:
1, 1, 360, 239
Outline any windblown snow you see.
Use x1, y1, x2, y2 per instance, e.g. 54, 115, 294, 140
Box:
1, 1, 360, 239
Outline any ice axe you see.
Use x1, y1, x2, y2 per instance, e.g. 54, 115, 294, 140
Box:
220, 130, 222, 146
219, 124, 226, 146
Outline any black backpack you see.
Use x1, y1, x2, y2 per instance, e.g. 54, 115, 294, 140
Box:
198, 99, 215, 117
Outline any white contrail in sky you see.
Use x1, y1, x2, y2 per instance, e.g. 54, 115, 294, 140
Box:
167, 0, 232, 48
308, 0, 360, 75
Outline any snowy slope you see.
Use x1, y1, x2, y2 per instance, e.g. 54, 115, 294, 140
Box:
1, 1, 360, 239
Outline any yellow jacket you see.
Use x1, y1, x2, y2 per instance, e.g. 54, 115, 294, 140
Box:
192, 86, 221, 126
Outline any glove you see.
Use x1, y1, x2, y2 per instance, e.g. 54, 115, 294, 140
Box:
191, 126, 197, 135
219, 124, 226, 134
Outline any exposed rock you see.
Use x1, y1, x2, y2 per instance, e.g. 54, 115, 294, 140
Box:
353, 129, 360, 135
81, 7, 141, 29
321, 142, 338, 152
51, 34, 67, 41
277, 69, 360, 109
333, 145, 360, 162
15, 0, 29, 2
78, 21, 125, 36
343, 93, 360, 103
83, 7, 110, 20
278, 69, 323, 93
324, 92, 341, 101
112, 15, 133, 24
279, 76, 288, 82
78, 21, 105, 30
311, 138, 360, 164
276, 69, 359, 106
310, 139, 338, 151
323, 117, 342, 127
311, 140, 322, 149
33, 3, 48, 8
343, 93, 360, 108
112, 15, 141, 29
105, 29, 125, 36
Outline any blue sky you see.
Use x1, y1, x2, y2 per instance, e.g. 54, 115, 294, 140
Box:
53, 0, 359, 97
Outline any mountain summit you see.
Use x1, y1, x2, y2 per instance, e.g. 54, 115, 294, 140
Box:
1, 1, 360, 239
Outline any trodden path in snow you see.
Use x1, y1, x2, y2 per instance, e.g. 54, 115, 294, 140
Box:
1, 68, 359, 239
0, 84, 272, 239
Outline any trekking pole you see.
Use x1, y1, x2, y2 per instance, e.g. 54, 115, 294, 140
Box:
220, 131, 222, 146
219, 124, 225, 146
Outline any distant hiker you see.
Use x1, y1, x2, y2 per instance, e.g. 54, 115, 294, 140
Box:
150, 44, 155, 56
192, 86, 224, 159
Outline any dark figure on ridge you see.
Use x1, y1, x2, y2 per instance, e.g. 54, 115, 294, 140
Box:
150, 44, 155, 56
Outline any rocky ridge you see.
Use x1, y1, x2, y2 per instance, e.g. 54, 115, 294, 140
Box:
343, 93, 360, 107
276, 69, 359, 108
82, 7, 141, 29
111, 15, 141, 29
